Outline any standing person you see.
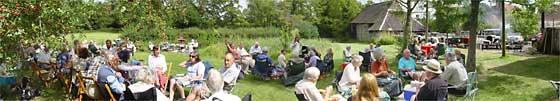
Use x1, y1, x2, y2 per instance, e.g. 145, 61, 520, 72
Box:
220, 53, 240, 93
104, 40, 116, 54
441, 52, 468, 95
343, 46, 353, 62
249, 41, 262, 57
291, 36, 302, 56
367, 43, 376, 62
415, 59, 448, 100
125, 37, 136, 56
352, 74, 391, 101
295, 67, 333, 101
148, 47, 167, 90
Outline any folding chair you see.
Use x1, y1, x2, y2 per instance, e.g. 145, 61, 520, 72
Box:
30, 62, 55, 87
162, 62, 173, 92
448, 71, 478, 101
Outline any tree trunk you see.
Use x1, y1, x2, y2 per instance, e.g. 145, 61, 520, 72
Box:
425, 0, 429, 40
501, 0, 506, 57
467, 0, 480, 72
402, 1, 412, 53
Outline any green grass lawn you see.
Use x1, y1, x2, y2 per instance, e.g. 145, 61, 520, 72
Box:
27, 32, 559, 100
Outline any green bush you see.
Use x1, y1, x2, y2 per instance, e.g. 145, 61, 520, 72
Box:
369, 32, 397, 45
293, 19, 319, 38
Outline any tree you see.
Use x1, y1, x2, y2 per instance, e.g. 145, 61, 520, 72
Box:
0, 0, 90, 66
314, 0, 362, 38
246, 0, 281, 27
510, 0, 555, 38
432, 0, 467, 34
467, 0, 480, 71
395, 0, 421, 53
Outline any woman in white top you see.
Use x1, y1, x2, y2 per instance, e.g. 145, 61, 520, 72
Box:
148, 47, 168, 91
339, 55, 363, 91
169, 52, 206, 101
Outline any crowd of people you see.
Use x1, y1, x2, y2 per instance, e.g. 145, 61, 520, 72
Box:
9, 34, 472, 101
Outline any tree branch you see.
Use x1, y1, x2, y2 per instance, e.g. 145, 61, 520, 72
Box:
396, 0, 409, 8
411, 0, 420, 9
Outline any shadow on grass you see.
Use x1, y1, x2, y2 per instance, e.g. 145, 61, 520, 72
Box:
492, 56, 560, 81
479, 74, 557, 100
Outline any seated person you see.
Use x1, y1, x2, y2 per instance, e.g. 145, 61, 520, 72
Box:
36, 47, 52, 69
414, 60, 448, 100
370, 51, 402, 98
307, 48, 321, 68
352, 74, 390, 101
339, 55, 363, 92
249, 42, 262, 57
254, 48, 273, 77
97, 54, 126, 100
454, 50, 466, 66
236, 43, 254, 75
202, 69, 241, 101
169, 52, 206, 101
343, 46, 352, 62
148, 47, 168, 90
442, 53, 468, 95
398, 49, 421, 80
220, 53, 240, 93
323, 48, 334, 73
127, 68, 167, 100
295, 67, 332, 101
117, 44, 131, 63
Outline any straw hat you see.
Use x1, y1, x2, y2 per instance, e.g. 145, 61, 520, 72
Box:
422, 59, 442, 74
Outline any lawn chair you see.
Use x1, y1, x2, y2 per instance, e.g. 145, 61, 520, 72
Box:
30, 62, 55, 87
294, 92, 307, 101
359, 51, 371, 73
448, 71, 478, 101
253, 59, 272, 80
550, 80, 560, 100
101, 83, 118, 101
76, 71, 102, 101
331, 70, 344, 94
162, 62, 172, 92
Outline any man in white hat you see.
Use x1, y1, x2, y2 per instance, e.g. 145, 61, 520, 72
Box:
415, 59, 448, 100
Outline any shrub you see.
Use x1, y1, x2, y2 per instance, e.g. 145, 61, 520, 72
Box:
373, 32, 398, 45
293, 19, 319, 38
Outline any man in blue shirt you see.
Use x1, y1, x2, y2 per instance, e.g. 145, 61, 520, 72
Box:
398, 49, 420, 80
97, 54, 126, 100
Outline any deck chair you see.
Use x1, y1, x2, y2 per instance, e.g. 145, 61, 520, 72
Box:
253, 59, 272, 79
331, 70, 344, 93
162, 62, 173, 92
449, 71, 478, 101
102, 83, 118, 101
30, 62, 55, 87
76, 71, 100, 101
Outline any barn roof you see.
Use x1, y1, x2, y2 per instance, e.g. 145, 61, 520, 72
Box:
351, 1, 425, 32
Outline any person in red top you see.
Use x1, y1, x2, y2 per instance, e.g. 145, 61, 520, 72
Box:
369, 51, 402, 98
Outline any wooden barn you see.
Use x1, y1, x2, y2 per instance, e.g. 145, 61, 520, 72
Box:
350, 1, 425, 41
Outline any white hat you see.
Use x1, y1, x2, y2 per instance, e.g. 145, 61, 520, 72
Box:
423, 59, 442, 74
